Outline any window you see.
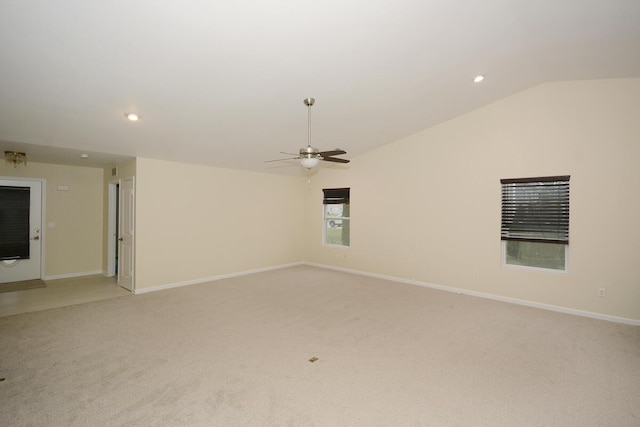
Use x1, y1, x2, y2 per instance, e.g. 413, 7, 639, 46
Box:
501, 176, 570, 271
323, 188, 350, 246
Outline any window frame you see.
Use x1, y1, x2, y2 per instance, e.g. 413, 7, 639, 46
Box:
322, 188, 350, 247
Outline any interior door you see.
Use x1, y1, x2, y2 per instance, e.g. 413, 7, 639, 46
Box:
118, 177, 134, 291
0, 179, 42, 284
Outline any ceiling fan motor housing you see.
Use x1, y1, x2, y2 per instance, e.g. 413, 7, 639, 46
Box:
300, 145, 321, 158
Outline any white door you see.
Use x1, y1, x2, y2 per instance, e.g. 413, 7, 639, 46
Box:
118, 177, 134, 291
0, 179, 42, 283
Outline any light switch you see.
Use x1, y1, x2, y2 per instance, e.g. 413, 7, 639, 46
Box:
48, 222, 56, 228
57, 185, 69, 191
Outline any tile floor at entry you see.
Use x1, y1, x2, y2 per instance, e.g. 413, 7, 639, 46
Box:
0, 275, 131, 317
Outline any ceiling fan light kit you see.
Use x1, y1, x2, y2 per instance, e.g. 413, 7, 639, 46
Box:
4, 151, 27, 167
266, 97, 350, 170
300, 157, 320, 169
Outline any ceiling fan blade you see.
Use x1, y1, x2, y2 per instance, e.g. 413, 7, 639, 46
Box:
280, 151, 299, 156
318, 149, 346, 157
265, 157, 300, 163
321, 156, 350, 164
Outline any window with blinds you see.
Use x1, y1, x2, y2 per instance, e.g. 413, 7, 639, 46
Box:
323, 188, 350, 246
500, 176, 570, 271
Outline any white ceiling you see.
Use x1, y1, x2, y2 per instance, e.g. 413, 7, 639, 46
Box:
1, 1, 639, 174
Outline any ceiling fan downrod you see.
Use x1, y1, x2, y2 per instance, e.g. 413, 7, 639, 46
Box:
304, 97, 315, 150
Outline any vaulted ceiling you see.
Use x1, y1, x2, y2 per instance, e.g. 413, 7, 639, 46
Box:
1, 1, 639, 173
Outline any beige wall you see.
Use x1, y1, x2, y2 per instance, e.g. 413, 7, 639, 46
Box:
304, 78, 640, 321
133, 158, 306, 290
4, 78, 637, 321
1, 161, 104, 277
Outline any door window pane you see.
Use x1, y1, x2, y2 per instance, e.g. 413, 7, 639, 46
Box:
0, 186, 30, 260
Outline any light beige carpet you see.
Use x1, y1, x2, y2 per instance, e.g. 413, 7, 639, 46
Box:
0, 278, 46, 293
0, 265, 638, 426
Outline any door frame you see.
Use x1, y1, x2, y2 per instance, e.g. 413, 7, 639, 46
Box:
0, 176, 46, 281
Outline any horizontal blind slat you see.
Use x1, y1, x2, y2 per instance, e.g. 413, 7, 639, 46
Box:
500, 176, 569, 244
323, 187, 350, 204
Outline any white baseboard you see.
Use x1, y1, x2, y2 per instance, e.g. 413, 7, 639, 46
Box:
43, 270, 104, 281
304, 262, 640, 326
133, 262, 304, 295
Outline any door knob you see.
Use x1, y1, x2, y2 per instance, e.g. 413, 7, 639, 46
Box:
118, 237, 123, 241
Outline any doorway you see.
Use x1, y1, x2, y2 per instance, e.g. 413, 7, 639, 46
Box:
106, 180, 119, 277
0, 178, 43, 284
107, 178, 134, 292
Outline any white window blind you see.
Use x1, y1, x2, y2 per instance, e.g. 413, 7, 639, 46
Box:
501, 176, 570, 244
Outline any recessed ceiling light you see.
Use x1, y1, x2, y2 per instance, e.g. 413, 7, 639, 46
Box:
80, 153, 89, 159
124, 112, 140, 121
473, 75, 485, 83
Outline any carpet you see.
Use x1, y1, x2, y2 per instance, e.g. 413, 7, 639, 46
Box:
0, 266, 638, 426
0, 279, 46, 293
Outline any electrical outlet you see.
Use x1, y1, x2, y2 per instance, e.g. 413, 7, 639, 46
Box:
598, 288, 606, 297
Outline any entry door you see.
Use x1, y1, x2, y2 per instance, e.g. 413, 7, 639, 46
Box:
0, 179, 42, 283
118, 177, 134, 291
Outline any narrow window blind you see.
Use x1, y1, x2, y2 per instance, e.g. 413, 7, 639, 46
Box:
501, 176, 570, 244
0, 186, 31, 260
323, 188, 350, 204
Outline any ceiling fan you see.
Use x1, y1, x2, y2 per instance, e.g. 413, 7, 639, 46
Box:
266, 97, 350, 169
